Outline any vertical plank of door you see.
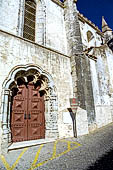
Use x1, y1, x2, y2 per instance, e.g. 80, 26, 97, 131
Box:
27, 82, 45, 140
11, 85, 28, 142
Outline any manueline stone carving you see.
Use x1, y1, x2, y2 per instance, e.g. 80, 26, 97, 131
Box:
32, 73, 50, 96
32, 73, 41, 84
39, 79, 49, 96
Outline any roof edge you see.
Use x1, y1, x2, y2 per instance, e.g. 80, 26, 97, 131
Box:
78, 12, 104, 37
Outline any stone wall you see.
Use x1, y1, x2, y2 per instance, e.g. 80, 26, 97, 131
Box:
0, 0, 20, 35
78, 12, 113, 130
35, 0, 46, 45
79, 20, 102, 49
106, 48, 113, 121
0, 30, 73, 144
45, 0, 67, 53
90, 46, 113, 128
0, 0, 67, 54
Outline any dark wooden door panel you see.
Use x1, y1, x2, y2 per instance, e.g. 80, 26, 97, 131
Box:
11, 83, 45, 142
11, 85, 27, 142
27, 83, 45, 140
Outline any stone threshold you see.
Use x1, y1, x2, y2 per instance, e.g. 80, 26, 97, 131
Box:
8, 138, 56, 151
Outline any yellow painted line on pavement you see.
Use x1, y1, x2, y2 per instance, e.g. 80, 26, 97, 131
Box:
31, 144, 43, 168
28, 140, 81, 170
0, 148, 28, 170
0, 140, 81, 170
52, 140, 58, 158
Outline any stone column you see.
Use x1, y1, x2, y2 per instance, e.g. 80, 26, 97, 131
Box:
7, 91, 12, 144
1, 89, 10, 153
45, 88, 59, 139
64, 0, 96, 134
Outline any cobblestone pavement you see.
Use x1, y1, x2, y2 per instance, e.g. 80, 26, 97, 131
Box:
1, 122, 113, 170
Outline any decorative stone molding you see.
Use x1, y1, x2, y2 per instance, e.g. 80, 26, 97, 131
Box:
32, 73, 50, 97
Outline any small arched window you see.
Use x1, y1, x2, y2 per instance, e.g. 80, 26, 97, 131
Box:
87, 31, 94, 42
23, 0, 36, 41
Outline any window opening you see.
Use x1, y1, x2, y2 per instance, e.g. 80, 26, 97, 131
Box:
87, 31, 94, 42
23, 0, 36, 41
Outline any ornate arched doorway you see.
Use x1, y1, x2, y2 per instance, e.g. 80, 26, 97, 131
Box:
1, 64, 58, 153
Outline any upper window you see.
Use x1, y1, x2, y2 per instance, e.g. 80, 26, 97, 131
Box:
87, 31, 94, 42
23, 0, 36, 41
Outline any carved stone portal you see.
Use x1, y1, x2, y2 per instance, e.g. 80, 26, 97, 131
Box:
1, 65, 58, 154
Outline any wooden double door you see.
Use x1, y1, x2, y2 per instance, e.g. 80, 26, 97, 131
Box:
11, 83, 45, 142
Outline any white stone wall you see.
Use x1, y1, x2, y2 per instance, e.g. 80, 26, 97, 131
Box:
106, 48, 113, 120
90, 47, 113, 128
44, 0, 67, 54
0, 0, 20, 35
90, 59, 101, 106
79, 17, 113, 129
78, 10, 113, 131
35, 0, 46, 45
35, 0, 67, 53
96, 49, 110, 105
76, 107, 89, 136
0, 31, 73, 140
79, 20, 102, 49
0, 0, 67, 54
106, 48, 113, 92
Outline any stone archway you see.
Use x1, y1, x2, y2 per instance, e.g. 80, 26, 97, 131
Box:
1, 64, 58, 153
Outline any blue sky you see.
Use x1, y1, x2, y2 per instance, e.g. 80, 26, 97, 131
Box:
77, 0, 113, 31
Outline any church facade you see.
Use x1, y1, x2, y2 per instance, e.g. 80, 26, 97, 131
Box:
0, 0, 113, 153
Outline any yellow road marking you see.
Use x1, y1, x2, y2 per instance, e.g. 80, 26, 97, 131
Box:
0, 148, 28, 170
28, 140, 81, 170
31, 144, 43, 168
0, 140, 81, 170
52, 140, 58, 158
